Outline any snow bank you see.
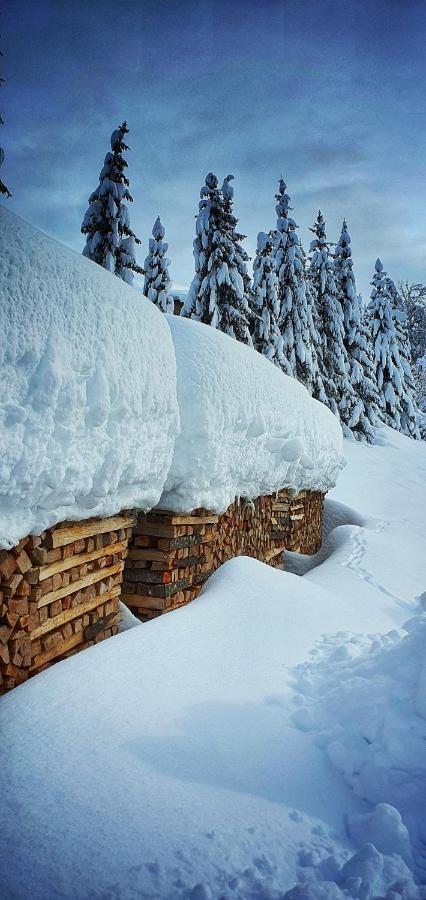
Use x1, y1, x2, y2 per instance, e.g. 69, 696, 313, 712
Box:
161, 315, 345, 512
0, 207, 179, 548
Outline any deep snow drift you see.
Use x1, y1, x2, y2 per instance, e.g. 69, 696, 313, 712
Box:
0, 427, 425, 899
0, 207, 179, 548
0, 208, 344, 547
161, 314, 344, 513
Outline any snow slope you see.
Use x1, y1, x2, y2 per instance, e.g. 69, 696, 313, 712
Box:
0, 427, 425, 899
0, 206, 179, 548
161, 314, 344, 513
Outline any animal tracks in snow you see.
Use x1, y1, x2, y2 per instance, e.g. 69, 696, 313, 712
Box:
341, 520, 400, 603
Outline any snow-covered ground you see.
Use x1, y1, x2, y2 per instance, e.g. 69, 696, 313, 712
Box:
1, 426, 425, 899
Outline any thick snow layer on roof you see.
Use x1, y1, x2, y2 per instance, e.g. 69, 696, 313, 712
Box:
160, 315, 345, 513
0, 207, 179, 548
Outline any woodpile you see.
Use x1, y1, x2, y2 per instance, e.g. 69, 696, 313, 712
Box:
0, 489, 325, 690
271, 490, 324, 555
212, 496, 284, 569
0, 514, 134, 694
122, 511, 217, 621
123, 489, 325, 622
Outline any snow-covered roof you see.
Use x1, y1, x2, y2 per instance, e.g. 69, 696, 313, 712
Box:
0, 207, 179, 548
161, 315, 345, 513
0, 208, 344, 548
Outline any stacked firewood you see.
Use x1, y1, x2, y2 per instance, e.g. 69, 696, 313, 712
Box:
270, 490, 324, 555
122, 510, 218, 621
124, 490, 325, 622
123, 498, 287, 621
0, 489, 325, 689
0, 514, 134, 694
212, 496, 285, 569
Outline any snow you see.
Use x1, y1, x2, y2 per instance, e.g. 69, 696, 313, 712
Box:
160, 314, 345, 513
0, 208, 345, 546
0, 206, 179, 548
1, 426, 425, 899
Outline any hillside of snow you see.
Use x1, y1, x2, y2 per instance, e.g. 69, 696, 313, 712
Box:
1, 426, 425, 900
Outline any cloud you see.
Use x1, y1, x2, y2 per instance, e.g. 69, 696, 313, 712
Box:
3, 0, 425, 300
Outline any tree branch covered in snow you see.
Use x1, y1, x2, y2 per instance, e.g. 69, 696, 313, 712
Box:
81, 122, 143, 285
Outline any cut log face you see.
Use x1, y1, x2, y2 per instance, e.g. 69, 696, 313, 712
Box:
122, 491, 324, 623
0, 515, 134, 695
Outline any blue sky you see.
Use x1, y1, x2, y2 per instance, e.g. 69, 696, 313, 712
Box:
2, 0, 425, 298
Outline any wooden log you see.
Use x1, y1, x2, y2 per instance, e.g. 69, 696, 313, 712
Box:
148, 513, 219, 526
27, 545, 48, 567
0, 551, 17, 581
84, 610, 118, 641
14, 549, 32, 574
31, 585, 121, 641
37, 561, 124, 609
46, 514, 135, 548
32, 539, 128, 583
30, 631, 84, 670
2, 573, 24, 598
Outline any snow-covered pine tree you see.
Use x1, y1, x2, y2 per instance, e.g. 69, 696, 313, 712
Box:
333, 220, 380, 441
397, 281, 426, 364
368, 259, 419, 439
143, 216, 174, 313
221, 174, 252, 303
308, 211, 360, 435
252, 231, 288, 371
182, 173, 253, 345
386, 276, 418, 398
81, 122, 143, 285
398, 281, 426, 435
0, 46, 11, 198
273, 178, 324, 396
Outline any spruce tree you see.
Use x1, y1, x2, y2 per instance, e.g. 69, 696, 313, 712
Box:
273, 178, 324, 396
252, 231, 289, 371
309, 211, 359, 435
81, 122, 143, 285
182, 173, 253, 345
221, 174, 252, 302
387, 276, 417, 396
143, 216, 174, 313
334, 220, 380, 441
368, 259, 419, 439
0, 46, 11, 199
397, 281, 426, 363
398, 281, 426, 434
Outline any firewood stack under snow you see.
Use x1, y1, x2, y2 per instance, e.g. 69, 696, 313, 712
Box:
0, 515, 134, 694
122, 487, 325, 622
